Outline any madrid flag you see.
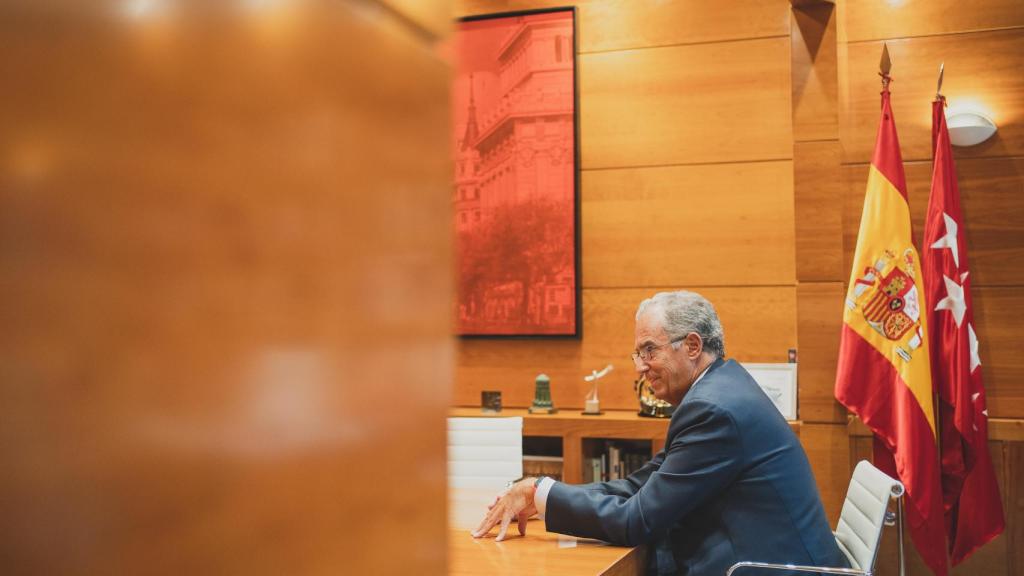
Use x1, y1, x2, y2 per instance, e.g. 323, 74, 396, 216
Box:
835, 85, 948, 575
924, 98, 1005, 564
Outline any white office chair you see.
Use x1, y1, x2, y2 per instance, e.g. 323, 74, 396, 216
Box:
727, 460, 906, 576
447, 417, 523, 529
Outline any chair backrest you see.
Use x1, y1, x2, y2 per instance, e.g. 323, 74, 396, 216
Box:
447, 417, 523, 528
834, 460, 905, 571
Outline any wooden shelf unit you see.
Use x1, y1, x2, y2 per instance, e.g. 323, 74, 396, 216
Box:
451, 407, 802, 484
450, 407, 670, 483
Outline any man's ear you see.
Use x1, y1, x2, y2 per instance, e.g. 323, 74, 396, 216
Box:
684, 332, 704, 358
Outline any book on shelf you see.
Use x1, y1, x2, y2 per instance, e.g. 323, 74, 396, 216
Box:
582, 441, 651, 482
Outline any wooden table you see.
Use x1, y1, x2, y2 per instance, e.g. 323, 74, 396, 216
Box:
449, 486, 645, 576
449, 520, 646, 576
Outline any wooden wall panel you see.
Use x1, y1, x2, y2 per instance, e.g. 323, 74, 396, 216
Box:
800, 423, 850, 524
569, 0, 789, 53
840, 29, 1024, 163
797, 282, 846, 423
792, 3, 839, 142
454, 0, 790, 52
583, 161, 795, 288
455, 338, 583, 410
453, 0, 512, 18
453, 3, 799, 424
842, 0, 1024, 43
382, 0, 452, 38
794, 141, 843, 281
581, 37, 792, 168
974, 287, 1024, 418
0, 3, 451, 574
455, 286, 797, 409
843, 157, 1024, 287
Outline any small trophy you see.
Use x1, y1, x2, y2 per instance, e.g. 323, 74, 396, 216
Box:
582, 364, 613, 415
528, 373, 557, 414
635, 375, 675, 418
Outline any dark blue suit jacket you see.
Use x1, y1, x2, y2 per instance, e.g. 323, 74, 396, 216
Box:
544, 358, 849, 575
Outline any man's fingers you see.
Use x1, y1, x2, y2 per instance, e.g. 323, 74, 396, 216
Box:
472, 507, 500, 538
495, 513, 513, 542
517, 512, 529, 536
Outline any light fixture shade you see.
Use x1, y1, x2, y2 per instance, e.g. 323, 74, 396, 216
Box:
946, 112, 997, 147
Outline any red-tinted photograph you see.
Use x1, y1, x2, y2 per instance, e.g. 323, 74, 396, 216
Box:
453, 8, 578, 337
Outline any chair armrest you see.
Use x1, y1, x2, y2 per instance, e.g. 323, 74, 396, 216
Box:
726, 561, 869, 576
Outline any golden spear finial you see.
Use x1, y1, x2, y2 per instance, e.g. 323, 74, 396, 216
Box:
879, 43, 892, 89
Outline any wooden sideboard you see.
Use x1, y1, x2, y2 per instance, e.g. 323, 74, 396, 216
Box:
450, 407, 801, 483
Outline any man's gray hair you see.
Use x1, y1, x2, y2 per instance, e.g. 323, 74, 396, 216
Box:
636, 291, 725, 359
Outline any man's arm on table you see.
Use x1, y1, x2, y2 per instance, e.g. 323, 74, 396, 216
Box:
545, 401, 741, 546
470, 456, 663, 542
473, 402, 740, 546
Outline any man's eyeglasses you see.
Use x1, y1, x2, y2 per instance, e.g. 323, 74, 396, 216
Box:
631, 336, 686, 364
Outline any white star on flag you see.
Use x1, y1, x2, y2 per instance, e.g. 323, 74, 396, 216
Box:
931, 212, 960, 269
935, 274, 967, 327
968, 323, 981, 372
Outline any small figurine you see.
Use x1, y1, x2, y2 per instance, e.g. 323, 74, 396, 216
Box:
529, 373, 557, 414
635, 375, 675, 418
582, 364, 613, 415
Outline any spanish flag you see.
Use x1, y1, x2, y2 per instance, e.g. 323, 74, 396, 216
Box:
835, 84, 948, 575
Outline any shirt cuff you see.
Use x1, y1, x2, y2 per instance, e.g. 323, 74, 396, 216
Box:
534, 476, 557, 519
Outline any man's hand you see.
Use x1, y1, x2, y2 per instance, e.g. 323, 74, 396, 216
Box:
471, 478, 539, 541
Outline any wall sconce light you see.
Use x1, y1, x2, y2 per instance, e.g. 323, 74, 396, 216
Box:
946, 112, 997, 147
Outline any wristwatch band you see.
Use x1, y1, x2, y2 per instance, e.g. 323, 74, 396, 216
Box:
505, 476, 546, 491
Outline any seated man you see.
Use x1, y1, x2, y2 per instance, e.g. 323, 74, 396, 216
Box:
473, 291, 849, 575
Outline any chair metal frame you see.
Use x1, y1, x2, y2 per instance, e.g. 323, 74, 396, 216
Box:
726, 473, 906, 576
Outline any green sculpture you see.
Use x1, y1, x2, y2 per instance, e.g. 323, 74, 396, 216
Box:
528, 373, 557, 414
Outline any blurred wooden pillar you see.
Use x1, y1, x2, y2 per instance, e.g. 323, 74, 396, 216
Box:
791, 0, 849, 526
0, 1, 452, 574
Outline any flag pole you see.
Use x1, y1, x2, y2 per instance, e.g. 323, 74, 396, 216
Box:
880, 44, 912, 576
932, 62, 944, 461
933, 63, 946, 157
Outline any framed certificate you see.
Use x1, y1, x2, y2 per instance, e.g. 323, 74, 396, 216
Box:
741, 363, 798, 421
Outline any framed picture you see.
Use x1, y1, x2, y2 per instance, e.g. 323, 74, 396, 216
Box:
452, 7, 580, 337
740, 363, 798, 421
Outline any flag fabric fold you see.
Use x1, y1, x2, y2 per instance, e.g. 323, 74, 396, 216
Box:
924, 97, 1005, 565
835, 85, 948, 576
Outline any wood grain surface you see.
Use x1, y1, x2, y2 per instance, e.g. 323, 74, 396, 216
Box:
0, 2, 452, 574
